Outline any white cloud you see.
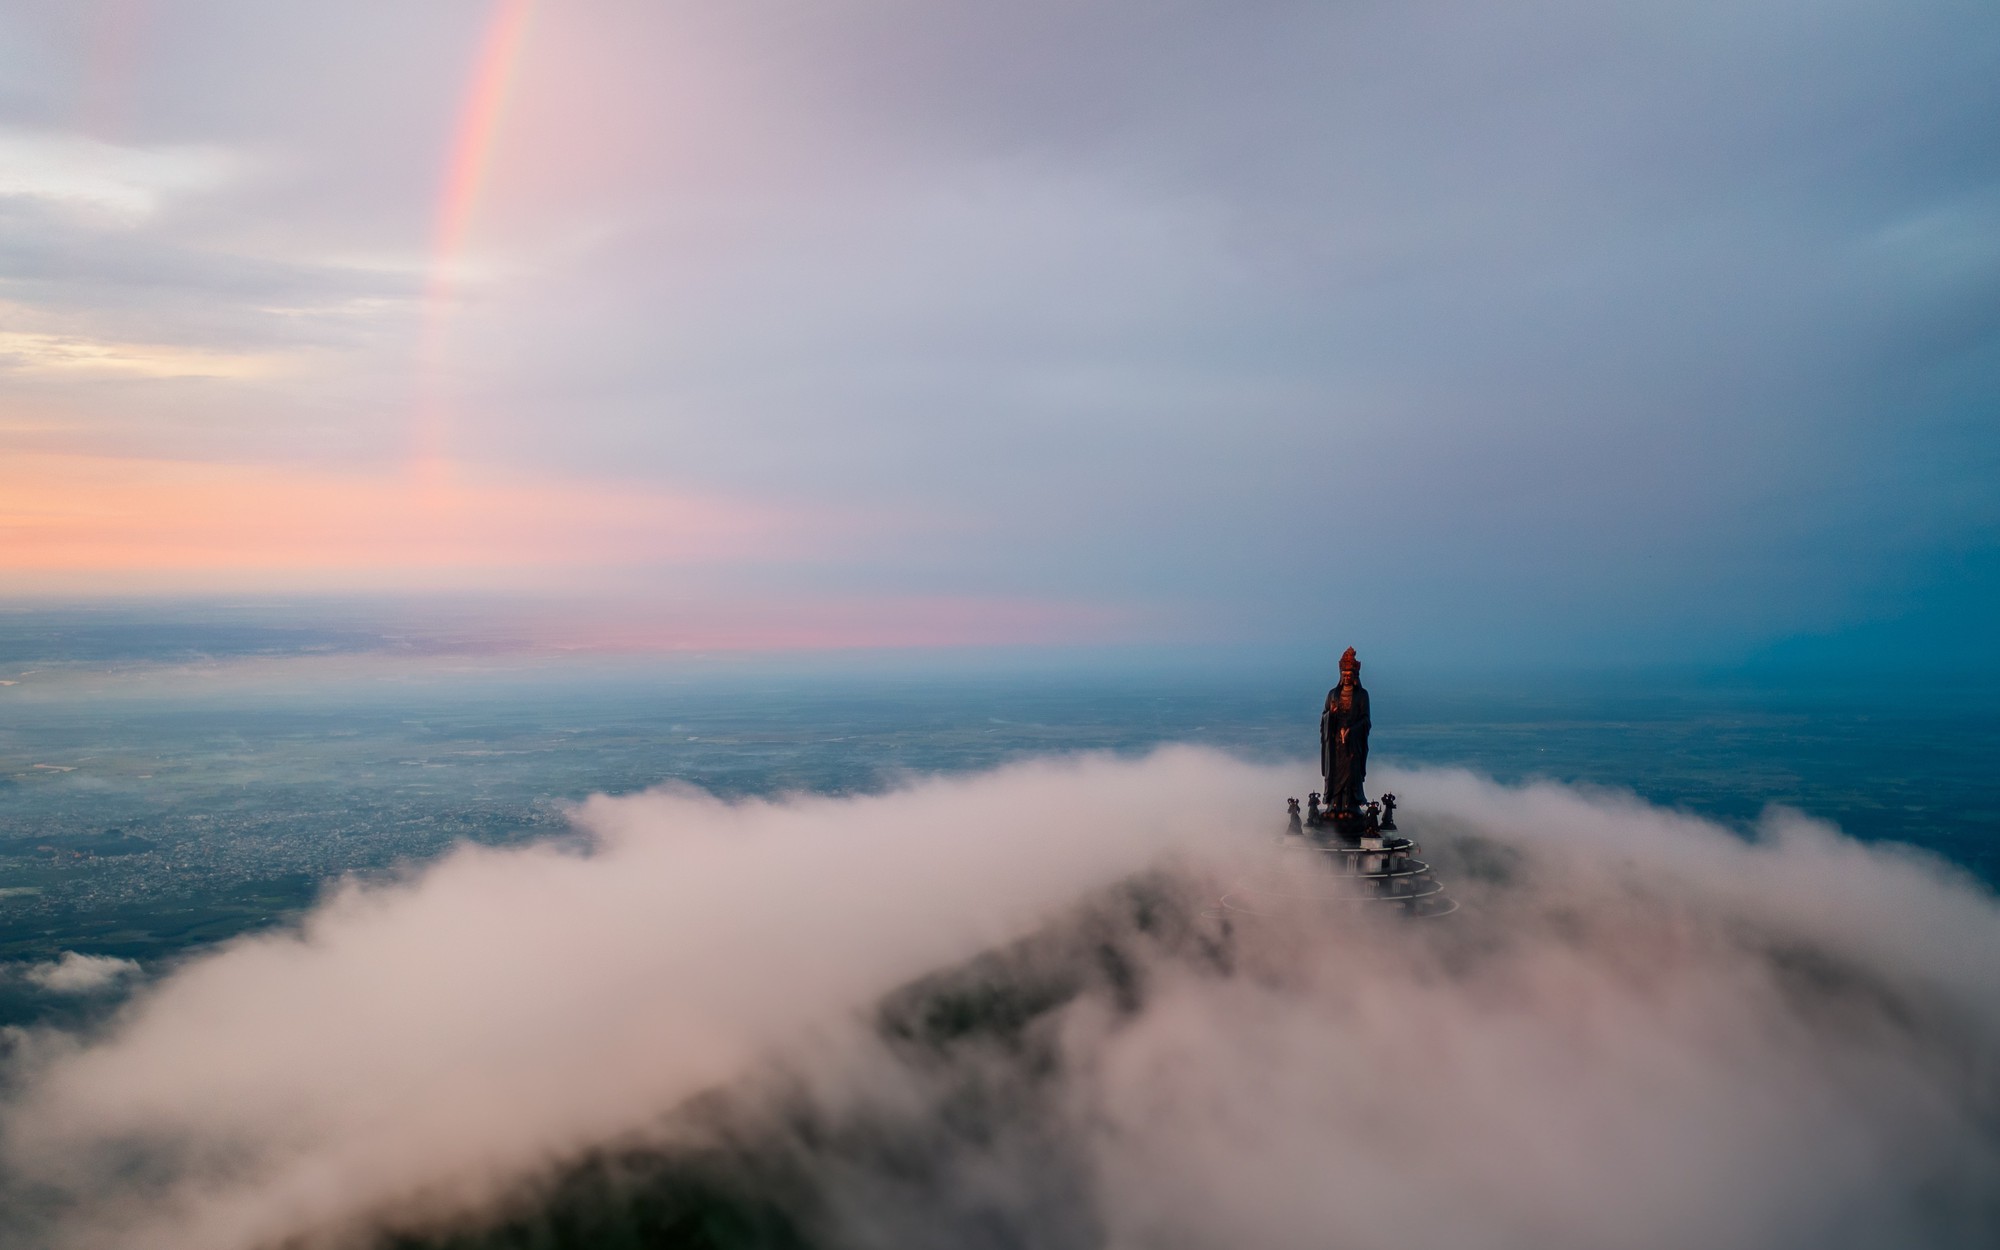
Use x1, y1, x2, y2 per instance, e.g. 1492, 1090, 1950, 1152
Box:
0, 126, 233, 221
23, 952, 140, 995
0, 748, 1255, 1249
2, 752, 1998, 1249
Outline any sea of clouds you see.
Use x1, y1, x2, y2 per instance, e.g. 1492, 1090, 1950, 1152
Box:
3, 749, 1997, 1249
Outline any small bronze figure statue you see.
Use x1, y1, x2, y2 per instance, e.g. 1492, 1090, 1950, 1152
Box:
1306, 792, 1322, 825
1379, 792, 1397, 831
1320, 646, 1372, 815
1365, 800, 1381, 829
1286, 797, 1303, 834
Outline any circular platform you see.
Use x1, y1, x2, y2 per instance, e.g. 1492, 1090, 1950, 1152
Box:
1225, 806, 1457, 920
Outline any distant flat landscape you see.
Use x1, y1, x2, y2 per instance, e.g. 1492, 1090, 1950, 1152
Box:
3, 610, 1993, 1032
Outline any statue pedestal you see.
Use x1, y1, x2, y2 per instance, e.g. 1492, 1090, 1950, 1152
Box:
1220, 825, 1455, 919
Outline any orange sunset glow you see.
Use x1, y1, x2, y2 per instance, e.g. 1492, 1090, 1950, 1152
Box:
0, 451, 780, 588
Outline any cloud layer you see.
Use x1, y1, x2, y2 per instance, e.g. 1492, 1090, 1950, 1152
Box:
0, 749, 1259, 1248
3, 751, 1998, 1248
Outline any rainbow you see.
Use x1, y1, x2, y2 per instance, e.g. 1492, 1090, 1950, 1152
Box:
413, 0, 536, 479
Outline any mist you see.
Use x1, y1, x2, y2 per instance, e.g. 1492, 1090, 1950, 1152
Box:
3, 750, 1997, 1248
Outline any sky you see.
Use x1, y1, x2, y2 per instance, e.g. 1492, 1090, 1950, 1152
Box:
0, 0, 1995, 663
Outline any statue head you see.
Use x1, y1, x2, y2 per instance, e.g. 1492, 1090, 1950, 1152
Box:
1339, 646, 1360, 685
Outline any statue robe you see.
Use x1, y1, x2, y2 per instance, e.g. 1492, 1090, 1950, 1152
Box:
1320, 682, 1371, 811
